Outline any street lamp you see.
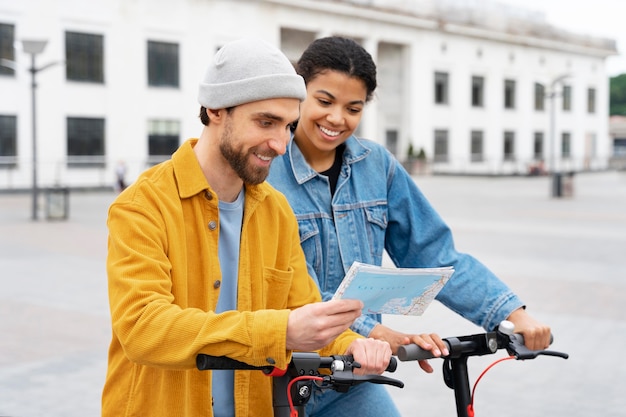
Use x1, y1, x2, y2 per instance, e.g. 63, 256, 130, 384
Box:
21, 39, 65, 220
3, 40, 62, 219
547, 73, 570, 198
22, 39, 48, 220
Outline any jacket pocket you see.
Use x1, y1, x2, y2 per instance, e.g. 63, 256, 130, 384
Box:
364, 205, 388, 262
263, 267, 293, 309
296, 219, 322, 276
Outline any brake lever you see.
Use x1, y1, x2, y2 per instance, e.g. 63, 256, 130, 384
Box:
325, 372, 405, 392
501, 327, 569, 360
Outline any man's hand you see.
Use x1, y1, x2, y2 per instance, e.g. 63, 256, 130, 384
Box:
369, 324, 447, 373
506, 308, 551, 350
286, 300, 363, 351
344, 337, 392, 375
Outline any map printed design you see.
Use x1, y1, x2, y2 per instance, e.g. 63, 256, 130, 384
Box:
332, 262, 454, 316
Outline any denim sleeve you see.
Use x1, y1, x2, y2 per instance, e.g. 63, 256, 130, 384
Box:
350, 313, 380, 337
383, 161, 525, 331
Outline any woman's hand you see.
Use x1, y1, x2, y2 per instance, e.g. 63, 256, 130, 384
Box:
369, 324, 448, 373
506, 308, 551, 351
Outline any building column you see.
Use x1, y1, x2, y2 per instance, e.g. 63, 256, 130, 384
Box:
360, 37, 379, 142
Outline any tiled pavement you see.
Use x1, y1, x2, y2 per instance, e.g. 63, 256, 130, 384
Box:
1, 171, 625, 416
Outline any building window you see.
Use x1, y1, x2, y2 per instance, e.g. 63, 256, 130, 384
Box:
434, 129, 448, 163
0, 23, 15, 76
434, 72, 449, 104
534, 83, 545, 111
613, 138, 626, 156
503, 131, 515, 161
587, 88, 596, 113
65, 31, 104, 83
0, 115, 17, 168
562, 132, 571, 158
470, 130, 483, 162
148, 41, 179, 87
534, 132, 544, 159
385, 129, 398, 156
471, 76, 484, 107
504, 79, 515, 109
562, 85, 572, 111
148, 119, 179, 164
67, 117, 105, 167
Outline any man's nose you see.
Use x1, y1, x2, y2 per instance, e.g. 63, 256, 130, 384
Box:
267, 132, 288, 156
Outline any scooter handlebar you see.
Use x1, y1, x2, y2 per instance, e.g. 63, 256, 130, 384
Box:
397, 327, 566, 362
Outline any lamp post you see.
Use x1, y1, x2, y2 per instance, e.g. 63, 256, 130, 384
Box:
21, 39, 50, 220
547, 73, 570, 198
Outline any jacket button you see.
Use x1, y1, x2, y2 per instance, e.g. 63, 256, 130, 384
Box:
213, 280, 221, 289
266, 357, 275, 365
208, 220, 217, 230
204, 191, 213, 200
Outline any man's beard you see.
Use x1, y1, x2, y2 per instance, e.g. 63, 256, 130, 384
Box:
219, 120, 274, 185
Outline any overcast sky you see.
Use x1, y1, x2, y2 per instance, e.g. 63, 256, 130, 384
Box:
496, 0, 625, 76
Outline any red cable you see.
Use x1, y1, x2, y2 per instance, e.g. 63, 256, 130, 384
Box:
467, 355, 515, 417
287, 375, 324, 417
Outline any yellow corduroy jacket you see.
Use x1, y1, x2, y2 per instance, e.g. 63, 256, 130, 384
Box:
102, 139, 360, 417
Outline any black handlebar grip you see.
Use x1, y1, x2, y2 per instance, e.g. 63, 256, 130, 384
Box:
196, 355, 267, 371
337, 354, 398, 372
396, 341, 451, 362
197, 353, 399, 373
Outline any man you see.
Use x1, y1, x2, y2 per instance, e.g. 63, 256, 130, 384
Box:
102, 38, 391, 417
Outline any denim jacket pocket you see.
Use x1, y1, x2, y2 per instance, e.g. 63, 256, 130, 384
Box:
296, 219, 322, 276
364, 205, 388, 263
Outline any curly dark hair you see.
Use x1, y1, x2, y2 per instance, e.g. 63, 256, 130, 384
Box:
296, 36, 377, 102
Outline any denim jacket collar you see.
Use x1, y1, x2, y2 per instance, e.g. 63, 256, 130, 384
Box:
287, 135, 371, 185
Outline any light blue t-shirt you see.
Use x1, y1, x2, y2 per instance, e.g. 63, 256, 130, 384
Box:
212, 190, 244, 417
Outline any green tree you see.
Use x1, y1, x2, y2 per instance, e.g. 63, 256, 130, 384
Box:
610, 73, 626, 116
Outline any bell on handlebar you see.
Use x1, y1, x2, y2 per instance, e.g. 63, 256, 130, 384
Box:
496, 320, 568, 360
331, 359, 346, 372
498, 320, 515, 335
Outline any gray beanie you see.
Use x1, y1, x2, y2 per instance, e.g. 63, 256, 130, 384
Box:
198, 38, 306, 109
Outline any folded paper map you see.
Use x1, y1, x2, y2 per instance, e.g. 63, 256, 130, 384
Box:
332, 262, 454, 316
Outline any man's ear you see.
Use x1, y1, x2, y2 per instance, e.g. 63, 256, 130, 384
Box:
206, 108, 224, 123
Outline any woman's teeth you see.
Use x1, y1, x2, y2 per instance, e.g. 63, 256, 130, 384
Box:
320, 126, 340, 137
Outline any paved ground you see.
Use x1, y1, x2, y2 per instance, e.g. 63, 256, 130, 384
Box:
1, 171, 625, 416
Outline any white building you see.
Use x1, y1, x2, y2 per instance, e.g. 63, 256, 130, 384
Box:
0, 0, 618, 191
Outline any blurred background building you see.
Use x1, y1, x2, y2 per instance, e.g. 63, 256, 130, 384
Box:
0, 0, 619, 191
609, 115, 626, 169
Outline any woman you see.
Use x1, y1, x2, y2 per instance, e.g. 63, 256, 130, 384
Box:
268, 36, 551, 417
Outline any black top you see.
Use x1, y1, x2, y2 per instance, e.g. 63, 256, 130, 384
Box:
319, 144, 345, 197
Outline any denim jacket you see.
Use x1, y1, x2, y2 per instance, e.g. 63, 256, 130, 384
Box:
267, 135, 523, 336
